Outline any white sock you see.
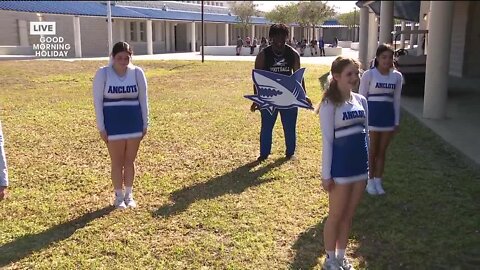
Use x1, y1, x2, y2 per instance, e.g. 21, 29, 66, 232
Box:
115, 189, 124, 198
125, 186, 133, 198
374, 177, 382, 184
336, 249, 346, 260
368, 178, 375, 185
326, 250, 336, 261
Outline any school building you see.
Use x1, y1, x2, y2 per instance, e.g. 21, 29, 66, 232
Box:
356, 1, 480, 166
0, 1, 373, 59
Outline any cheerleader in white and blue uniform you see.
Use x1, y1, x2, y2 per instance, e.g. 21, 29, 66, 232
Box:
359, 44, 403, 195
318, 56, 367, 270
93, 42, 148, 209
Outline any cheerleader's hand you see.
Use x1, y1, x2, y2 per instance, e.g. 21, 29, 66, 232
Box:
100, 131, 108, 143
0, 186, 7, 201
250, 102, 259, 112
322, 178, 334, 192
305, 96, 313, 107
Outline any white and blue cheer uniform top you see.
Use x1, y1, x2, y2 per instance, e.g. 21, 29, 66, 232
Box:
359, 68, 402, 131
93, 65, 148, 140
320, 93, 369, 184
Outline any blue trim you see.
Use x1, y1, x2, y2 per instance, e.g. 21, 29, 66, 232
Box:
368, 93, 394, 97
334, 123, 365, 132
103, 97, 139, 102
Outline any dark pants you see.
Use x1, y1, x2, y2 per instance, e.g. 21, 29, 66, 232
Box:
250, 46, 256, 54
320, 47, 325, 56
260, 108, 298, 157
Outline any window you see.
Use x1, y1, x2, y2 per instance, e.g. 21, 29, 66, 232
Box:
130, 21, 137, 41
219, 2, 223, 6
139, 22, 146, 42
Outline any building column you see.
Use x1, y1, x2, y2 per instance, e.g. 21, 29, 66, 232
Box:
359, 7, 369, 69
423, 1, 454, 119
107, 1, 113, 55
190, 21, 196, 52
170, 23, 176, 52
379, 0, 394, 44
224, 23, 229, 45
417, 1, 431, 55
119, 20, 125, 42
409, 21, 416, 49
17, 20, 29, 46
368, 12, 378, 63
251, 24, 255, 38
147, 19, 153, 55
400, 20, 406, 49
165, 21, 171, 52
424, 10, 432, 55
73, 16, 82, 58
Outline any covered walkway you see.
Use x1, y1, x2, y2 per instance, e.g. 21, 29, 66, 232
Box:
401, 77, 480, 167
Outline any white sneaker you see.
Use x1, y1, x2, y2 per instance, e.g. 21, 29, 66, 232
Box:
114, 196, 127, 209
374, 179, 386, 195
124, 195, 137, 208
366, 179, 377, 195
339, 258, 355, 270
322, 258, 342, 270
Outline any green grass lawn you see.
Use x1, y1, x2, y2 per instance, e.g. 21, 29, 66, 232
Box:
0, 60, 479, 269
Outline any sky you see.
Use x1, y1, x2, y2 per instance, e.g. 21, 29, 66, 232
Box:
254, 1, 358, 14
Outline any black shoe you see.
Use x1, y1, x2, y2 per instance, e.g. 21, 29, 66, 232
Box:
257, 155, 268, 162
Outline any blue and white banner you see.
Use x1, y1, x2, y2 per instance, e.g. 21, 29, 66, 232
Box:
245, 68, 313, 114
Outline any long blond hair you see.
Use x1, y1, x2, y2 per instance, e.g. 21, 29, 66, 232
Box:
314, 56, 361, 113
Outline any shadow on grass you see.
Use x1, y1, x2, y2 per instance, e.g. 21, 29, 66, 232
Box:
290, 217, 327, 270
290, 113, 480, 269
153, 158, 287, 218
0, 206, 114, 267
350, 113, 480, 269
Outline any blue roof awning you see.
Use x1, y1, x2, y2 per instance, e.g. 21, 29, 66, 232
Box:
322, 19, 340, 25
356, 1, 420, 22
0, 1, 147, 18
125, 6, 270, 24
0, 1, 271, 24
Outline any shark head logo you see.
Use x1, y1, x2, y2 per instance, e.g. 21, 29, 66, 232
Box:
245, 68, 313, 114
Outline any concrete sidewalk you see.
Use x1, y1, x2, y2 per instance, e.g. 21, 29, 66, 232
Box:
3, 48, 360, 66
401, 77, 480, 167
